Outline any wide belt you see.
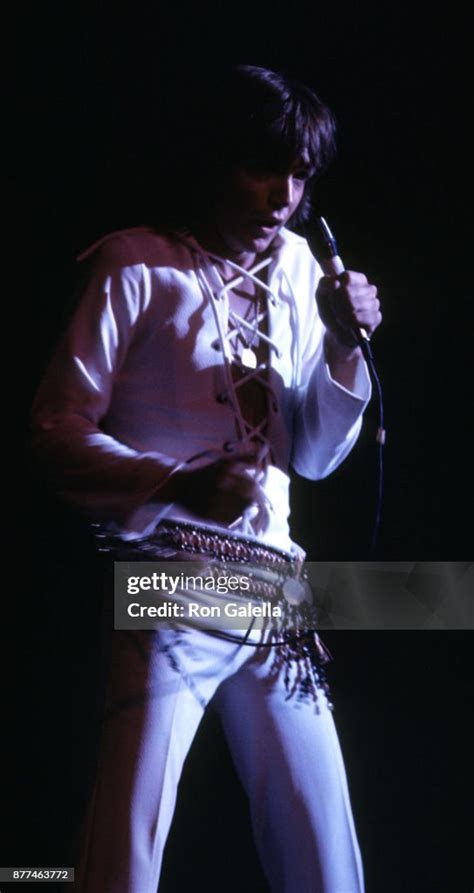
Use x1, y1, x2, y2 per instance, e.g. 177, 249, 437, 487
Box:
154, 520, 303, 574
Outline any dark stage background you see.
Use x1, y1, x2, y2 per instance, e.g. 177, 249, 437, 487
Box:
5, 2, 473, 891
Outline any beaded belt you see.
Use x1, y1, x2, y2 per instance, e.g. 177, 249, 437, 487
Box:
154, 521, 303, 575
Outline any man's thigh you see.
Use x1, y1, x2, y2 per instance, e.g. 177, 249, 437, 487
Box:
211, 652, 365, 892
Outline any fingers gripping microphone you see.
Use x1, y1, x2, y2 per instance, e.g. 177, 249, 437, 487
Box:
304, 216, 371, 346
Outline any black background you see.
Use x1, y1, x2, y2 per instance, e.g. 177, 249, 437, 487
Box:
5, 2, 473, 891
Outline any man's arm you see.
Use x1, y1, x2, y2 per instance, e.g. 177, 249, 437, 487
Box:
323, 334, 365, 393
290, 266, 381, 480
30, 251, 180, 524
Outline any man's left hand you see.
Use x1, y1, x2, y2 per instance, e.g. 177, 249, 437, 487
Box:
316, 270, 382, 347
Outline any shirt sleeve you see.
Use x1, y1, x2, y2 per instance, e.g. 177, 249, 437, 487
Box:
290, 257, 372, 480
30, 241, 179, 525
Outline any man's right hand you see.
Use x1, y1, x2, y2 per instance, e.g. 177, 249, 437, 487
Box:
157, 450, 262, 524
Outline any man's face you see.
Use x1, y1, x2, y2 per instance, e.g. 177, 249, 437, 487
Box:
211, 156, 312, 262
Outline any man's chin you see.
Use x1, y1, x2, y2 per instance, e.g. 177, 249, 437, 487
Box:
244, 229, 282, 254
219, 226, 284, 263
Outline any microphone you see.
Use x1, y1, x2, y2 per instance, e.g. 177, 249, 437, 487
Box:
304, 216, 371, 346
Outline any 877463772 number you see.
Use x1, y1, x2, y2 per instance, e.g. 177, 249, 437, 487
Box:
0, 868, 74, 882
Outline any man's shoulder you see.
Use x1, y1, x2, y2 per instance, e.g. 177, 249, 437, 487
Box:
77, 227, 188, 270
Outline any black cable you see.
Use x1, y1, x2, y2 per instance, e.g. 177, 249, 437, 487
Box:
360, 337, 385, 557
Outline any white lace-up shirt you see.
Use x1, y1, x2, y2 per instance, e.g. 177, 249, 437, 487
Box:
31, 226, 371, 553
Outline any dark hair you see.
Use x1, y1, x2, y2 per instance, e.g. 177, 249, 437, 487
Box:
152, 64, 336, 228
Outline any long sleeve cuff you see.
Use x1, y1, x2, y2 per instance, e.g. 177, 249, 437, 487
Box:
291, 350, 371, 480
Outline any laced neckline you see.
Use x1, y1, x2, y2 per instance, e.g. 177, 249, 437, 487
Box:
187, 240, 289, 535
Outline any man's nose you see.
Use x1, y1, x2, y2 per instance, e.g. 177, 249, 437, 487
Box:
269, 175, 294, 210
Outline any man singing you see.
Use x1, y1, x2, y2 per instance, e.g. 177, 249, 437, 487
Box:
31, 64, 381, 892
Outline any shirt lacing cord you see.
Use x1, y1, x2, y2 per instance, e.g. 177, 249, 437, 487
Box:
193, 249, 288, 537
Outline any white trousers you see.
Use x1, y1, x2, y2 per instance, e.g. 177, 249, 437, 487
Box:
75, 626, 365, 892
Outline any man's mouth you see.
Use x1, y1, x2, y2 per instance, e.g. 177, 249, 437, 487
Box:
254, 216, 285, 225
250, 217, 285, 232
